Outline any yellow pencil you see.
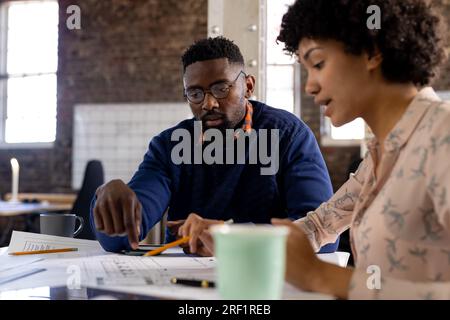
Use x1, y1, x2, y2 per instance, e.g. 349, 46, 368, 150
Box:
9, 248, 78, 256
143, 236, 190, 257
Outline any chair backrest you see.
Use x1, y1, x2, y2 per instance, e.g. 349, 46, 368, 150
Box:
72, 160, 104, 240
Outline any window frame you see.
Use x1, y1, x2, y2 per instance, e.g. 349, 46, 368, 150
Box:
320, 115, 366, 147
264, 0, 301, 116
265, 62, 297, 114
0, 0, 57, 149
0, 2, 8, 147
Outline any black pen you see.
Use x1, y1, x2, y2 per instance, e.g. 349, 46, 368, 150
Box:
170, 277, 215, 288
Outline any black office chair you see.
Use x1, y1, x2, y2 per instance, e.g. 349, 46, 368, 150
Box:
72, 160, 104, 240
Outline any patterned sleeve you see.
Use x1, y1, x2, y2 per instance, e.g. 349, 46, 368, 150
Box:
294, 154, 369, 251
425, 106, 450, 240
348, 269, 450, 299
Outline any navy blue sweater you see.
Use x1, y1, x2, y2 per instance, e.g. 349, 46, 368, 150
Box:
91, 101, 338, 253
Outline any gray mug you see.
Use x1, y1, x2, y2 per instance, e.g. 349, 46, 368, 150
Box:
40, 213, 84, 238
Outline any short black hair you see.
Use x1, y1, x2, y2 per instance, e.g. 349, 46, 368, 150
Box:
277, 0, 447, 86
181, 37, 245, 73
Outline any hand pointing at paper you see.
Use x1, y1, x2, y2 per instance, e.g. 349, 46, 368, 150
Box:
93, 180, 142, 250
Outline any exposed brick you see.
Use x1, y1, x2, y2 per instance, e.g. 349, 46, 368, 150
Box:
0, 0, 207, 197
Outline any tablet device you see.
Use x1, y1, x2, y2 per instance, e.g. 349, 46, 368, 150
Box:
121, 244, 165, 256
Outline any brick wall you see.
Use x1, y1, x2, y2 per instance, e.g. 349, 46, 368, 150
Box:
0, 0, 207, 197
434, 0, 450, 90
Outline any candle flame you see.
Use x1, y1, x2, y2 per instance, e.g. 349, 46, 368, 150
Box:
10, 158, 19, 169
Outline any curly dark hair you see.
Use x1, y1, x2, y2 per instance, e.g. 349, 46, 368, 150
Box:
181, 37, 244, 73
277, 0, 447, 86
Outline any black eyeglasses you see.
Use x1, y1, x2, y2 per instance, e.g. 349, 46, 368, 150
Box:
184, 71, 246, 104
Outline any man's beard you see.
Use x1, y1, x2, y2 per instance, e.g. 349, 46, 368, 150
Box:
200, 112, 230, 132
202, 121, 232, 135
199, 102, 246, 132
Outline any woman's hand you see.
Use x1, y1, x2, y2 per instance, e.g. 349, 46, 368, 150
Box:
272, 218, 353, 299
177, 213, 222, 256
272, 218, 324, 292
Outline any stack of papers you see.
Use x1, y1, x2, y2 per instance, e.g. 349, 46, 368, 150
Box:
1, 231, 340, 300
7, 231, 104, 253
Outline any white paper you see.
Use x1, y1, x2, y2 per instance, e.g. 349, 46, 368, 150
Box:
0, 248, 43, 273
79, 254, 216, 287
0, 249, 216, 292
87, 280, 333, 300
0, 232, 106, 291
80, 254, 332, 300
0, 254, 43, 273
1, 235, 346, 300
7, 231, 104, 254
0, 266, 55, 292
317, 251, 350, 267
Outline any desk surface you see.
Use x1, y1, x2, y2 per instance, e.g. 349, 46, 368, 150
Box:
0, 284, 157, 300
0, 201, 72, 217
4, 193, 77, 205
0, 246, 348, 300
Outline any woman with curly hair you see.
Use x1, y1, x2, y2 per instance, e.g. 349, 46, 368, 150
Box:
272, 0, 450, 299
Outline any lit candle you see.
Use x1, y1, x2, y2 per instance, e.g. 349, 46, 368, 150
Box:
10, 158, 19, 203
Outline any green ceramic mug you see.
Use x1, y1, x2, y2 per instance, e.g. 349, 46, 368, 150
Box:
211, 224, 289, 300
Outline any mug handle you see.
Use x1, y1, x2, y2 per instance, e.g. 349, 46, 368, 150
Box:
74, 216, 84, 237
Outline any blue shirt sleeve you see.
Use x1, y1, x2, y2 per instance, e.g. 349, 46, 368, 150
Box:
282, 125, 339, 253
90, 133, 172, 252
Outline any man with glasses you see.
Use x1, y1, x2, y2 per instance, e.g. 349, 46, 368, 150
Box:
91, 37, 338, 254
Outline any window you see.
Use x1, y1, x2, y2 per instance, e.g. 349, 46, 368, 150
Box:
266, 0, 365, 145
321, 114, 366, 146
0, 0, 58, 147
321, 110, 366, 146
437, 90, 450, 101
265, 0, 298, 114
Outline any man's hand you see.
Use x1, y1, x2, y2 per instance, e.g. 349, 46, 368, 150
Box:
177, 213, 222, 256
93, 179, 142, 249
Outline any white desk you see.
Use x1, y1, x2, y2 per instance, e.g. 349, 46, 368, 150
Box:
0, 201, 72, 217
4, 193, 77, 206
0, 245, 349, 300
0, 202, 74, 246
